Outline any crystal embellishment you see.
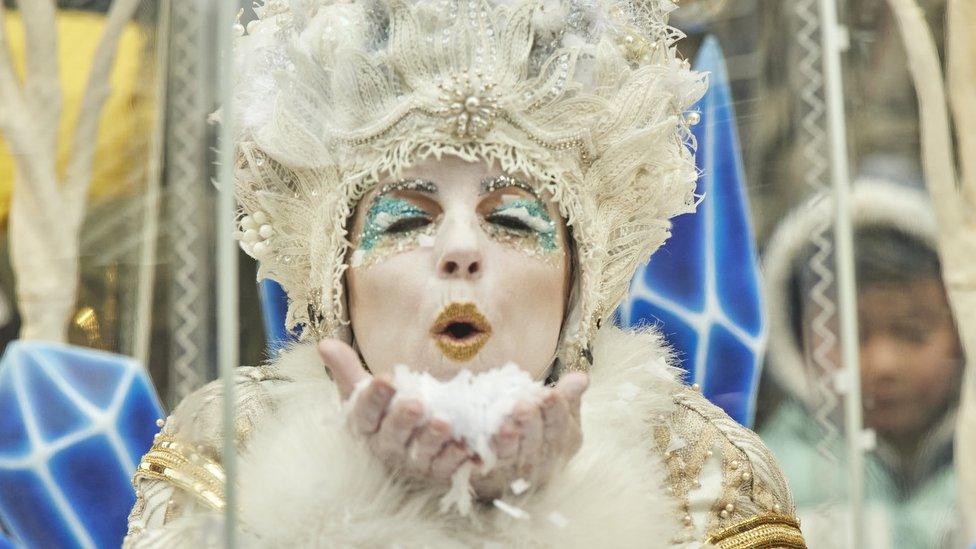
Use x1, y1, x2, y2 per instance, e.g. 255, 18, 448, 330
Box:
0, 341, 164, 548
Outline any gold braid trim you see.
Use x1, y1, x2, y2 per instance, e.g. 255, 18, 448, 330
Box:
134, 435, 226, 511
705, 513, 806, 549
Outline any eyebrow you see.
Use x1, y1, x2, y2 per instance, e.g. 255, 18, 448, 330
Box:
375, 178, 438, 197
479, 174, 536, 196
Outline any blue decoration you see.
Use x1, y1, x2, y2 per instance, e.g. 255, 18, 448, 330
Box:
615, 36, 766, 427
0, 341, 163, 548
260, 278, 298, 355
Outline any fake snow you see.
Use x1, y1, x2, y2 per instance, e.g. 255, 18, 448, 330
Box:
547, 511, 569, 528
390, 363, 544, 469
510, 478, 531, 495
358, 363, 545, 515
493, 499, 530, 520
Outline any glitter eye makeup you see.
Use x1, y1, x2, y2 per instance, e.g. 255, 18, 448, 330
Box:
484, 195, 559, 257
352, 192, 437, 268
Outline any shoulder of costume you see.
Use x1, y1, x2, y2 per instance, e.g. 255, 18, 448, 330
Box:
132, 342, 327, 512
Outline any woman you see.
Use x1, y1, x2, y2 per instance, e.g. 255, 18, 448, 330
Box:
125, 1, 804, 546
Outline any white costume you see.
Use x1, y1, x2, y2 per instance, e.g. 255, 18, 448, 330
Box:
125, 1, 806, 546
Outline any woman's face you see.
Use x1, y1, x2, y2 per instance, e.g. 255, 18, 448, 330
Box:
346, 156, 571, 381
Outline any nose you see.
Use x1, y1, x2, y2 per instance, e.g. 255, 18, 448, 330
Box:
860, 335, 903, 380
436, 219, 482, 280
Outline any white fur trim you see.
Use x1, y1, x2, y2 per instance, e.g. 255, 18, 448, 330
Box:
235, 326, 686, 546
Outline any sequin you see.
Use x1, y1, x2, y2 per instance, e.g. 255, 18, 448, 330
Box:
486, 197, 559, 256
358, 196, 430, 251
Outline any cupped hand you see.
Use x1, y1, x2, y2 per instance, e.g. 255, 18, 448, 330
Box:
318, 338, 589, 498
318, 339, 471, 484
469, 372, 588, 499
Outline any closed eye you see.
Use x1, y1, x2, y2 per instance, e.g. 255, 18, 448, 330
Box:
385, 216, 431, 234
487, 213, 533, 232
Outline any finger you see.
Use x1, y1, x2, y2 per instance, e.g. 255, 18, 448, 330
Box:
540, 389, 570, 453
555, 372, 589, 418
375, 399, 425, 461
407, 418, 452, 473
491, 420, 520, 465
514, 403, 543, 474
430, 442, 470, 482
318, 339, 369, 400
350, 378, 395, 435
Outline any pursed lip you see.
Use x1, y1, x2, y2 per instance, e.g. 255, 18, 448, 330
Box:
430, 302, 492, 362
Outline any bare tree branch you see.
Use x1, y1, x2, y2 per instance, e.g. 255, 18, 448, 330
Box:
63, 0, 142, 226
885, 0, 961, 228
0, 2, 29, 154
18, 0, 61, 153
946, 0, 976, 540
948, 0, 976, 212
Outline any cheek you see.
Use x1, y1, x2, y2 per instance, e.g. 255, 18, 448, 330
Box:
347, 252, 433, 370
485, 246, 567, 373
910, 334, 961, 395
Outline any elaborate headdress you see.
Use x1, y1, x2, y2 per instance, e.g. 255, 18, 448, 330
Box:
233, 0, 705, 370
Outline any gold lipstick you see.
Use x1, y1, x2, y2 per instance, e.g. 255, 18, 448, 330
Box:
430, 302, 492, 362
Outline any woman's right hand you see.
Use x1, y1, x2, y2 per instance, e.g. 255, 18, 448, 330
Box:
317, 339, 474, 483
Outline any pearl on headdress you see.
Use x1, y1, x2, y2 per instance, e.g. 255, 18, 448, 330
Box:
241, 215, 256, 230
253, 241, 268, 257
243, 229, 259, 243
685, 111, 701, 126
259, 224, 274, 239
252, 211, 268, 225
464, 96, 481, 111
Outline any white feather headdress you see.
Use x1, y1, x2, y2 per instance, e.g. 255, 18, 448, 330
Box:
232, 0, 705, 370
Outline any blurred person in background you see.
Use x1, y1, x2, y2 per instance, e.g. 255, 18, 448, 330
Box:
757, 179, 964, 548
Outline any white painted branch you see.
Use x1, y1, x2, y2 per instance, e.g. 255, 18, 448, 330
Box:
18, 0, 61, 153
887, 0, 976, 540
947, 0, 976, 212
63, 0, 143, 227
884, 0, 960, 227
946, 0, 976, 540
1, 2, 75, 342
0, 4, 31, 157
2, 0, 142, 342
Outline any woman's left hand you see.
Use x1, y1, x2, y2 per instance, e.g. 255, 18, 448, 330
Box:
470, 372, 588, 500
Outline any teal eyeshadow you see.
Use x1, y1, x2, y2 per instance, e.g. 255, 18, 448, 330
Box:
360, 196, 428, 251
492, 198, 557, 252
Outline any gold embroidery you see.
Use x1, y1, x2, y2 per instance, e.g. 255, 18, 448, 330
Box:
705, 514, 806, 549
134, 435, 226, 511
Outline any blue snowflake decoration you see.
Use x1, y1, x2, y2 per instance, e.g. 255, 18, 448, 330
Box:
0, 341, 163, 548
615, 36, 766, 427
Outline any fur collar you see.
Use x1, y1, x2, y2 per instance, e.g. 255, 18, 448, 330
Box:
234, 326, 687, 547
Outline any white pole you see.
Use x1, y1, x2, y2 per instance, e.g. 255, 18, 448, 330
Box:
213, 0, 239, 546
816, 0, 865, 547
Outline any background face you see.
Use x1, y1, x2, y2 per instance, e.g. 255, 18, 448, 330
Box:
857, 279, 962, 447
346, 156, 570, 381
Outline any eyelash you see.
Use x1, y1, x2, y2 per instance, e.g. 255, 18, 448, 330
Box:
384, 215, 431, 234
486, 213, 534, 232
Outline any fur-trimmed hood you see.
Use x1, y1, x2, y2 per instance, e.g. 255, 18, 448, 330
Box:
233, 325, 688, 547
762, 178, 940, 410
